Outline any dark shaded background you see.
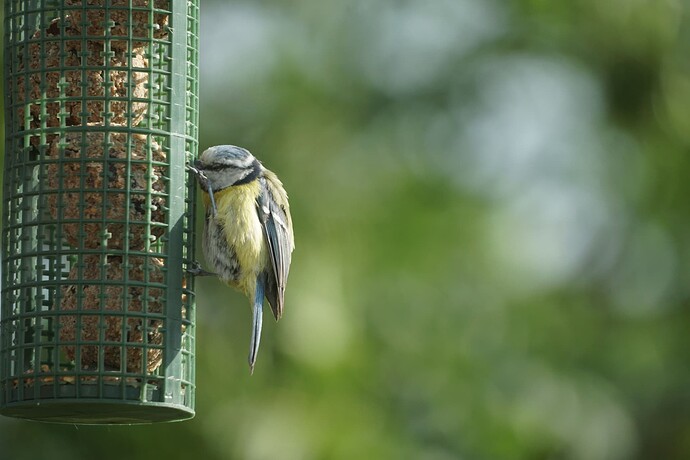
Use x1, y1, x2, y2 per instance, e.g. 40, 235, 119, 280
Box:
2, 0, 690, 459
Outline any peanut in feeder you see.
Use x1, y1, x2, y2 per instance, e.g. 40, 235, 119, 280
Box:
16, 17, 150, 131
66, 0, 171, 50
46, 130, 167, 249
59, 255, 165, 374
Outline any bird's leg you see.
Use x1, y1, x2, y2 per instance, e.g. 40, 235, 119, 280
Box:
186, 260, 217, 277
248, 275, 265, 375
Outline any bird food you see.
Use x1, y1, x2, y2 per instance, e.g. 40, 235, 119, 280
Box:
46, 130, 167, 250
66, 0, 170, 51
59, 255, 165, 374
16, 17, 150, 133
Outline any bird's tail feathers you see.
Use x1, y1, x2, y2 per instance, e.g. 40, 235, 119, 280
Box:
248, 275, 265, 374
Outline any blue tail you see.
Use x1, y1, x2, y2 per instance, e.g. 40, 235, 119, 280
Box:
248, 274, 265, 374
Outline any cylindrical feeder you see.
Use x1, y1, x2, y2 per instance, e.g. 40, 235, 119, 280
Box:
1, 0, 199, 424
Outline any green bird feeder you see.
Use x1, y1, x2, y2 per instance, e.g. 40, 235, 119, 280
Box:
0, 0, 199, 424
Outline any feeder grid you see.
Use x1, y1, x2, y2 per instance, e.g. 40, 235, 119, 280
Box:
0, 0, 199, 424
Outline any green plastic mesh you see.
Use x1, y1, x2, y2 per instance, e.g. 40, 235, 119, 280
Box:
0, 0, 199, 424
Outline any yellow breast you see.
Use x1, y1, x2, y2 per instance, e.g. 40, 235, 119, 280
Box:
203, 182, 267, 296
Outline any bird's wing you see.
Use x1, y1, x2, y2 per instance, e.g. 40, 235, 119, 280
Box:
257, 173, 294, 320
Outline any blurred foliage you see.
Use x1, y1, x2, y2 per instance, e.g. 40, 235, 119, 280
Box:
2, 0, 690, 459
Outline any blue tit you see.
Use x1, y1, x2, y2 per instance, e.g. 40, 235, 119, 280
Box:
189, 145, 294, 373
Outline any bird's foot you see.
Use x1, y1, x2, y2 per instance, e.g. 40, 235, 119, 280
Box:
186, 261, 217, 277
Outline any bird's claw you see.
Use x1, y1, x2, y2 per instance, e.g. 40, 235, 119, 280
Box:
186, 261, 217, 277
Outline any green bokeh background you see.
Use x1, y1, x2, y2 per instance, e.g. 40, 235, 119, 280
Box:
2, 0, 690, 458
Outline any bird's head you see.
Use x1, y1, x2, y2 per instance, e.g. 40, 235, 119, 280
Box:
191, 145, 262, 192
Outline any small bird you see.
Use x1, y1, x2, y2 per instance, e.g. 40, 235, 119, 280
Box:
189, 145, 294, 373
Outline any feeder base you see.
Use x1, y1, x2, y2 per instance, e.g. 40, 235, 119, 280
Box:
0, 400, 194, 424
